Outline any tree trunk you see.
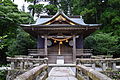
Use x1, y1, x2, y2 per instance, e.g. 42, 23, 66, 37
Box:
0, 49, 7, 65
32, 0, 36, 17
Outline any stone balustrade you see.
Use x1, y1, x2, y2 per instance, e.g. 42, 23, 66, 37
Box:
76, 64, 112, 80
7, 57, 48, 70
6, 57, 48, 80
76, 58, 120, 71
14, 64, 48, 80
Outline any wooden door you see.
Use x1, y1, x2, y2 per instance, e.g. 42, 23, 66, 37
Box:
48, 44, 73, 64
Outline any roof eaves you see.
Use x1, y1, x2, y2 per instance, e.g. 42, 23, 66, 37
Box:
88, 24, 102, 26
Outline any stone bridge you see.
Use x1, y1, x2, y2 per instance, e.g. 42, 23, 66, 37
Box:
6, 56, 120, 80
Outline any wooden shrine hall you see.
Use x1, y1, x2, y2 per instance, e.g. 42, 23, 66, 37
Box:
21, 10, 101, 64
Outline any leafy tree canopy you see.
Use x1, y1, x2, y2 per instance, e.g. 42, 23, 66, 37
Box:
0, 0, 35, 60
84, 32, 119, 55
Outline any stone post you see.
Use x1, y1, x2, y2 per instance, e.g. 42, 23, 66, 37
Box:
92, 63, 95, 70
20, 62, 24, 70
102, 63, 106, 71
112, 62, 117, 71
24, 62, 28, 69
29, 62, 33, 68
11, 62, 15, 69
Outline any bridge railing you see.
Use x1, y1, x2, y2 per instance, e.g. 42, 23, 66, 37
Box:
6, 56, 48, 80
76, 64, 112, 80
14, 64, 48, 80
7, 56, 48, 70
76, 58, 120, 71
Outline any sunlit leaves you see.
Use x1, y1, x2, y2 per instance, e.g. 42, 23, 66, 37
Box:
34, 4, 44, 16
0, 35, 7, 49
0, 0, 35, 57
111, 16, 120, 25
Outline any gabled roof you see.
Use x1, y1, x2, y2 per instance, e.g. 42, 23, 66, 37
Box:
21, 10, 101, 27
35, 10, 87, 25
20, 10, 101, 37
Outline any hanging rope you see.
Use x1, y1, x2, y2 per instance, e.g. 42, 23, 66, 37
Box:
49, 36, 72, 55
50, 37, 72, 44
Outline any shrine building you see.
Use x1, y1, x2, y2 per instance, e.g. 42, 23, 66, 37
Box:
21, 10, 101, 64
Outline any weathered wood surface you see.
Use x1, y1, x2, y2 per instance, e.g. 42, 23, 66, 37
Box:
14, 64, 48, 80
47, 67, 77, 80
7, 57, 48, 70
76, 65, 112, 80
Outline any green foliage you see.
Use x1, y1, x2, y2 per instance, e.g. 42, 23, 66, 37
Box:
84, 32, 118, 55
108, 0, 120, 9
0, 0, 35, 59
0, 0, 34, 35
7, 29, 36, 56
0, 35, 7, 49
0, 0, 119, 58
25, 0, 35, 2
28, 3, 58, 15
45, 4, 58, 15
67, 0, 120, 55
0, 70, 6, 80
34, 4, 44, 16
28, 4, 34, 11
28, 4, 44, 16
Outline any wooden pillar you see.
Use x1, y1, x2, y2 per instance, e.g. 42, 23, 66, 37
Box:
37, 35, 44, 49
76, 34, 83, 49
44, 35, 48, 56
37, 35, 40, 49
73, 35, 76, 63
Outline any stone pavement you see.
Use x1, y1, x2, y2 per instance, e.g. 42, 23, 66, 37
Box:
47, 67, 77, 80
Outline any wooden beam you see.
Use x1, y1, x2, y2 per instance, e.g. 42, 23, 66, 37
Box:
73, 35, 76, 63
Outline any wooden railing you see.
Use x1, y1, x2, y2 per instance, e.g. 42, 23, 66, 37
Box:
28, 48, 93, 56
14, 64, 48, 80
76, 64, 112, 80
76, 49, 93, 58
28, 49, 45, 57
76, 49, 93, 53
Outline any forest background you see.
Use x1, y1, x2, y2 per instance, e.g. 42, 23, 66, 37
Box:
0, 0, 120, 67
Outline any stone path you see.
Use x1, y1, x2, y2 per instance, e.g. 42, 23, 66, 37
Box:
47, 67, 77, 80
